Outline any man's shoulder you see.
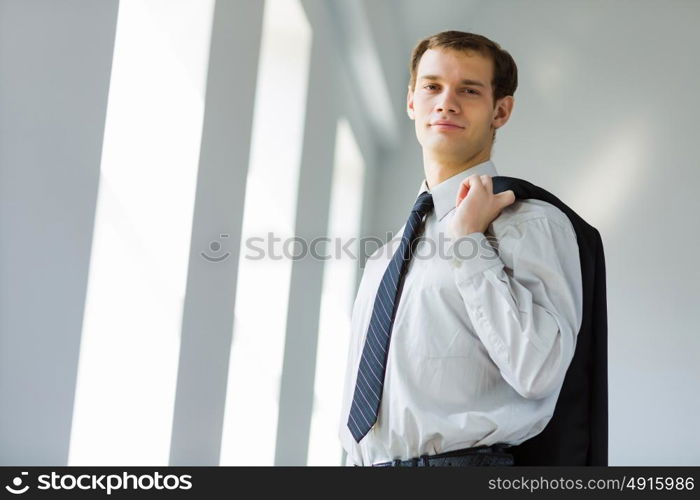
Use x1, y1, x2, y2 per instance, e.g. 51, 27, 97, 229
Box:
492, 198, 575, 236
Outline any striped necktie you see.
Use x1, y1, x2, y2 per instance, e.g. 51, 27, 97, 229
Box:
347, 190, 434, 442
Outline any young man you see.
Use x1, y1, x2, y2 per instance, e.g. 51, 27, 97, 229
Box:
338, 31, 584, 466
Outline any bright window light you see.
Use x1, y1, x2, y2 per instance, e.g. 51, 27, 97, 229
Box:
219, 0, 311, 466
68, 0, 215, 465
307, 118, 366, 465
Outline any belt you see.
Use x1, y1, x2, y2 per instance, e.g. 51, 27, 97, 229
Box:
371, 443, 514, 467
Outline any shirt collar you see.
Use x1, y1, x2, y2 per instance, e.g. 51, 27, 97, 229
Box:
417, 159, 499, 221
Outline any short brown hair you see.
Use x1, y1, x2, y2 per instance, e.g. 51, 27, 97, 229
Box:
409, 30, 518, 106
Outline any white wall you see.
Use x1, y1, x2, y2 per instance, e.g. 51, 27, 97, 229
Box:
0, 0, 384, 466
0, 0, 119, 464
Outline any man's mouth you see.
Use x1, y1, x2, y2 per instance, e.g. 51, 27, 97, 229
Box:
430, 120, 464, 128
430, 121, 464, 130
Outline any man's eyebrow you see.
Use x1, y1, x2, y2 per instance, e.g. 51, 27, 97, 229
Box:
419, 75, 487, 87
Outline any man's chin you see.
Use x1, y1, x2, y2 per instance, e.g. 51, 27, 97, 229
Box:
424, 142, 472, 160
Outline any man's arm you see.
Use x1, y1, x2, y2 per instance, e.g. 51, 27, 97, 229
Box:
337, 281, 370, 466
451, 215, 583, 400
342, 451, 356, 466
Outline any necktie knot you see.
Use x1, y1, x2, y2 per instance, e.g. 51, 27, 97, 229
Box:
411, 191, 434, 218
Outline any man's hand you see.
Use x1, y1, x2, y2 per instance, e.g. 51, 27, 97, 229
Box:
448, 174, 516, 239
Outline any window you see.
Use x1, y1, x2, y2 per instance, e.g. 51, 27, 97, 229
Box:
219, 0, 312, 466
307, 118, 365, 465
68, 0, 215, 465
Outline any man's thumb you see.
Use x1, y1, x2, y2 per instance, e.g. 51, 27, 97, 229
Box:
498, 189, 516, 207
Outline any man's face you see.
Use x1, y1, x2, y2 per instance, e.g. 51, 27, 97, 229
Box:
407, 48, 513, 165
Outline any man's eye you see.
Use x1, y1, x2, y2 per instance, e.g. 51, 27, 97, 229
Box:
464, 89, 479, 95
424, 84, 438, 90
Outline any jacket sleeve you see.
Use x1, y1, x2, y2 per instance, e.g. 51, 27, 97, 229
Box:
451, 214, 583, 400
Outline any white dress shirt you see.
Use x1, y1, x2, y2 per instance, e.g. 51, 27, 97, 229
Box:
338, 160, 583, 466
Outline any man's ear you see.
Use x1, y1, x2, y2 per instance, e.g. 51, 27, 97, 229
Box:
492, 95, 514, 131
406, 86, 415, 120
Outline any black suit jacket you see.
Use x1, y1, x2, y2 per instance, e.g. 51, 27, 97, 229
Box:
491, 176, 608, 466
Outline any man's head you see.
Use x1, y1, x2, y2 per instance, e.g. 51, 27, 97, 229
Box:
407, 31, 518, 168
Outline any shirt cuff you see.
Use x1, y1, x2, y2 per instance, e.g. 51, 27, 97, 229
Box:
451, 231, 503, 282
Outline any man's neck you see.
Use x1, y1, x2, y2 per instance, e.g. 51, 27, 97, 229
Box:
423, 151, 492, 189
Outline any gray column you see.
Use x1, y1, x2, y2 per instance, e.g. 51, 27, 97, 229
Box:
273, 34, 339, 465
169, 0, 264, 465
0, 0, 119, 464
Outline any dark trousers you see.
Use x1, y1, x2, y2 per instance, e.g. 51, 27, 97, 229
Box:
371, 443, 515, 467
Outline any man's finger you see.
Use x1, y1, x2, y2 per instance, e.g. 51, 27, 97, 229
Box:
480, 174, 493, 193
497, 189, 516, 207
467, 174, 485, 192
455, 180, 469, 205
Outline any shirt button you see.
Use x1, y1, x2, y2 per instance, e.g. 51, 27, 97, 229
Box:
452, 258, 461, 269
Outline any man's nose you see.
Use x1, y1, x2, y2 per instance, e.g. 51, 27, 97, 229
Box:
435, 90, 460, 113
